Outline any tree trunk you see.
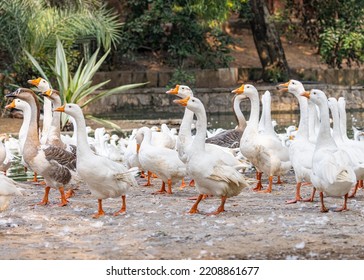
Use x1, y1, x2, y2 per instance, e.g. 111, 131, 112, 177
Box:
248, 0, 290, 82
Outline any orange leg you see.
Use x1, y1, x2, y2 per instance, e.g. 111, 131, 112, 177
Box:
167, 179, 173, 194
207, 196, 227, 216
359, 180, 363, 189
259, 176, 273, 193
37, 186, 51, 205
189, 179, 195, 187
114, 195, 127, 216
303, 187, 316, 202
58, 186, 68, 207
140, 171, 146, 178
65, 189, 75, 199
179, 178, 187, 189
188, 194, 203, 214
275, 176, 283, 184
319, 192, 329, 213
348, 180, 361, 198
143, 171, 153, 187
32, 172, 38, 182
253, 172, 263, 191
188, 194, 210, 200
334, 193, 349, 212
152, 181, 167, 194
93, 199, 105, 218
286, 182, 302, 204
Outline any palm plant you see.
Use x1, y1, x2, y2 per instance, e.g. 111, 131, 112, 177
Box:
0, 0, 122, 72
27, 39, 147, 129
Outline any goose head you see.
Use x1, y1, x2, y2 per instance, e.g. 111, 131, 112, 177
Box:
54, 103, 83, 119
6, 88, 40, 106
27, 77, 50, 92
166, 84, 194, 99
173, 96, 204, 114
42, 89, 61, 102
5, 98, 29, 111
278, 79, 305, 97
231, 84, 258, 99
301, 89, 328, 107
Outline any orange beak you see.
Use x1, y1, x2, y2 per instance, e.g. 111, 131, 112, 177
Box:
166, 85, 179, 95
27, 77, 42, 86
5, 99, 16, 109
173, 96, 190, 107
232, 84, 244, 94
136, 143, 141, 153
54, 105, 65, 112
278, 81, 290, 92
43, 89, 52, 97
301, 91, 310, 99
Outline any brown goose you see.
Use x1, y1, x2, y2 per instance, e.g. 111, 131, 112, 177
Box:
205, 94, 246, 148
5, 88, 76, 206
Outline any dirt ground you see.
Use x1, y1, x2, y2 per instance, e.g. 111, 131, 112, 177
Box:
1, 25, 364, 260
1, 165, 364, 260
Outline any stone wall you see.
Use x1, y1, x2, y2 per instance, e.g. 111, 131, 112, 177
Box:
93, 67, 364, 88
83, 83, 364, 119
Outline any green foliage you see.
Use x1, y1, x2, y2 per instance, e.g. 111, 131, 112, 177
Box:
0, 0, 122, 79
167, 68, 196, 88
27, 40, 148, 129
284, 0, 364, 68
0, 72, 17, 116
117, 0, 235, 69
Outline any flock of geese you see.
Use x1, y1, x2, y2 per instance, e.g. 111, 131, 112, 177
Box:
1, 78, 364, 217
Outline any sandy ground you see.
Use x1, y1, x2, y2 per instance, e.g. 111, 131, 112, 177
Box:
1, 166, 364, 260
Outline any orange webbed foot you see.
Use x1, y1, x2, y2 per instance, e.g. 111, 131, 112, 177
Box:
113, 209, 126, 216
258, 188, 272, 193
92, 212, 105, 219
286, 197, 302, 204
187, 208, 200, 215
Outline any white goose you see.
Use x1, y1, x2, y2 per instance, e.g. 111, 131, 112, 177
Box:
54, 103, 138, 218
27, 78, 53, 145
0, 139, 10, 175
174, 96, 250, 215
136, 126, 187, 194
258, 90, 287, 183
0, 173, 23, 211
5, 99, 31, 175
6, 88, 76, 206
166, 85, 248, 190
301, 89, 356, 212
279, 80, 315, 203
232, 84, 291, 193
329, 97, 364, 198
